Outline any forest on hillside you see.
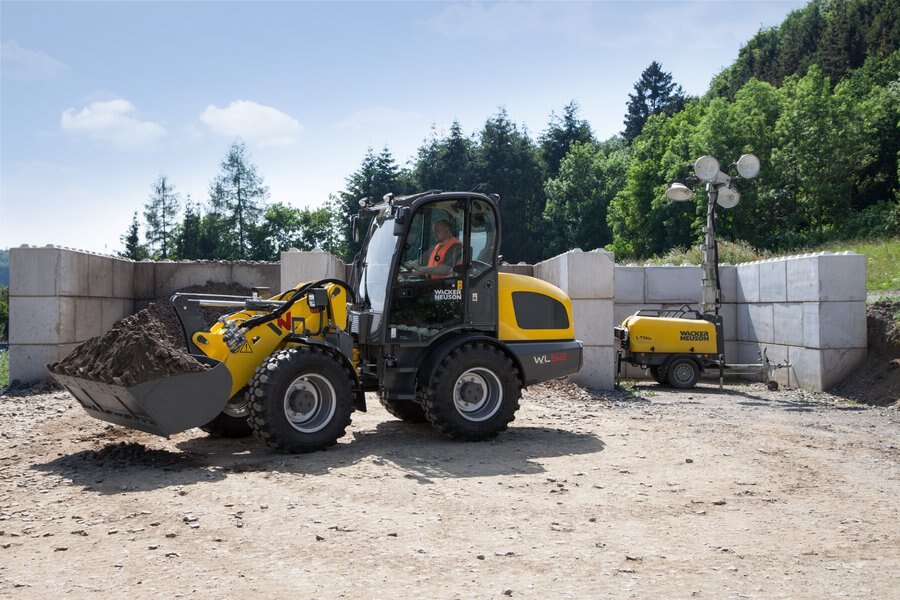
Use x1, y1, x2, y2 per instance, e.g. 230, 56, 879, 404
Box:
122, 0, 898, 264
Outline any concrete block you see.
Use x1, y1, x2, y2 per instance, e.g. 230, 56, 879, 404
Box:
534, 249, 615, 300
613, 303, 663, 326
736, 304, 751, 341
748, 303, 774, 343
787, 254, 866, 302
499, 263, 534, 276
232, 263, 280, 294
112, 259, 134, 299
8, 344, 57, 385
9, 297, 62, 344
773, 303, 804, 346
644, 266, 701, 304
570, 299, 615, 346
87, 253, 114, 298
281, 251, 346, 293
736, 263, 759, 303
802, 301, 866, 349
718, 266, 738, 304
719, 303, 737, 342
58, 249, 90, 296
787, 346, 824, 391
101, 299, 133, 332
9, 247, 60, 296
568, 345, 615, 390
75, 297, 104, 341
614, 266, 644, 303
724, 341, 738, 362
818, 254, 866, 302
759, 260, 787, 303
822, 348, 867, 390
737, 341, 761, 365
154, 262, 233, 297
133, 262, 156, 300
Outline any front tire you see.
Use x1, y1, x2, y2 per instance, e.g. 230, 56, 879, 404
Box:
422, 343, 521, 441
247, 347, 354, 453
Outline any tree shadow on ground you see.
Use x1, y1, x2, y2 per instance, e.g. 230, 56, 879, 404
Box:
33, 421, 604, 493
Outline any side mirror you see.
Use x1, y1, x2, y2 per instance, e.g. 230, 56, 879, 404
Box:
393, 207, 410, 236
350, 215, 361, 244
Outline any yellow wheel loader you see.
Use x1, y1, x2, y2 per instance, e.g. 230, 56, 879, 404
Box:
53, 191, 583, 452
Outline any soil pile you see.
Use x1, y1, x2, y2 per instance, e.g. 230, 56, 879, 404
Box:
48, 282, 252, 387
829, 300, 900, 406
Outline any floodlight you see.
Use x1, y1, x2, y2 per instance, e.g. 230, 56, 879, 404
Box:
693, 156, 720, 181
717, 186, 740, 208
665, 182, 694, 202
736, 154, 760, 179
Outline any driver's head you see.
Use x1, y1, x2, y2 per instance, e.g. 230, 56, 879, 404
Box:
433, 219, 452, 242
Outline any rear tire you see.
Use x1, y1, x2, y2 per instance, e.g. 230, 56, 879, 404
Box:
667, 357, 700, 389
247, 347, 354, 453
378, 396, 427, 423
422, 343, 520, 441
200, 388, 252, 438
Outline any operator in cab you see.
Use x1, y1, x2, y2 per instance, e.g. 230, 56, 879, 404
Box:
405, 219, 461, 279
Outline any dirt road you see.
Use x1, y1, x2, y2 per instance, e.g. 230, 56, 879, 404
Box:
1, 381, 898, 598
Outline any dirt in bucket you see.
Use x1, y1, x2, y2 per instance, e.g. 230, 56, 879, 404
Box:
48, 282, 252, 387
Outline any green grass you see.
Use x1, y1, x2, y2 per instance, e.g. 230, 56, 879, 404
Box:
0, 351, 8, 389
641, 237, 900, 292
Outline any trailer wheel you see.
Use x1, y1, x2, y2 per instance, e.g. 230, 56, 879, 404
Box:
423, 343, 520, 441
649, 366, 668, 385
667, 357, 700, 389
378, 396, 427, 423
200, 388, 252, 437
248, 347, 354, 453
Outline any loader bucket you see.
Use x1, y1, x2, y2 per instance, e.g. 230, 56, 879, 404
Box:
50, 356, 233, 437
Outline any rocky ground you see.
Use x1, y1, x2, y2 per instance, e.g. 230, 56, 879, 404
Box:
1, 379, 897, 598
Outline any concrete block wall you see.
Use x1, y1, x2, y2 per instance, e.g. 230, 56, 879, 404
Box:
534, 249, 616, 390
9, 247, 135, 384
734, 252, 867, 391
281, 249, 345, 290
9, 247, 281, 385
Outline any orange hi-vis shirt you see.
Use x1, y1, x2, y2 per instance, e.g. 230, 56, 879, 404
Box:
426, 236, 461, 278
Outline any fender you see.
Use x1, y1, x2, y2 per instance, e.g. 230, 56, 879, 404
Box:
415, 332, 526, 392
286, 337, 367, 412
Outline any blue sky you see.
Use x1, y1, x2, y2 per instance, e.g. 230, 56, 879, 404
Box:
1, 0, 805, 254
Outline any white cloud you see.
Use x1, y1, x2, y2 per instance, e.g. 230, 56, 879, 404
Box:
60, 99, 167, 150
1, 40, 69, 80
200, 100, 303, 147
421, 1, 593, 43
336, 106, 422, 130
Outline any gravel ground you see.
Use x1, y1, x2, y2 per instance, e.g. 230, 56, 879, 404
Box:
1, 380, 898, 598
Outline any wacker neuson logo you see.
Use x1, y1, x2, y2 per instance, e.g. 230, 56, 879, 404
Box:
680, 330, 710, 342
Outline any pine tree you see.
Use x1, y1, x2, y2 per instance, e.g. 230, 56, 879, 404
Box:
622, 61, 687, 144
175, 199, 202, 260
119, 212, 148, 260
208, 141, 269, 259
143, 175, 181, 259
539, 100, 594, 179
340, 146, 404, 259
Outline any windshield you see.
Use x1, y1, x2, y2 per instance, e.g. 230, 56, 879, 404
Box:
361, 210, 397, 312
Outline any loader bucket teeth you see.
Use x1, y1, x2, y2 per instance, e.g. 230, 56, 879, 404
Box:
50, 356, 232, 437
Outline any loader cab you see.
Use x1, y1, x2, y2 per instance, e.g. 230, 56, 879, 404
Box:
355, 192, 500, 345
352, 192, 502, 396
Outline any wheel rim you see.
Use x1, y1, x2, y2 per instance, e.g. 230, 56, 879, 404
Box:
453, 368, 502, 422
283, 374, 337, 433
671, 362, 695, 385
222, 395, 249, 418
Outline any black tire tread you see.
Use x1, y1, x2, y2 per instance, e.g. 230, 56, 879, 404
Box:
422, 342, 521, 441
247, 346, 354, 453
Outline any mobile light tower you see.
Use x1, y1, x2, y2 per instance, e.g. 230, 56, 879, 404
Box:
615, 154, 788, 390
